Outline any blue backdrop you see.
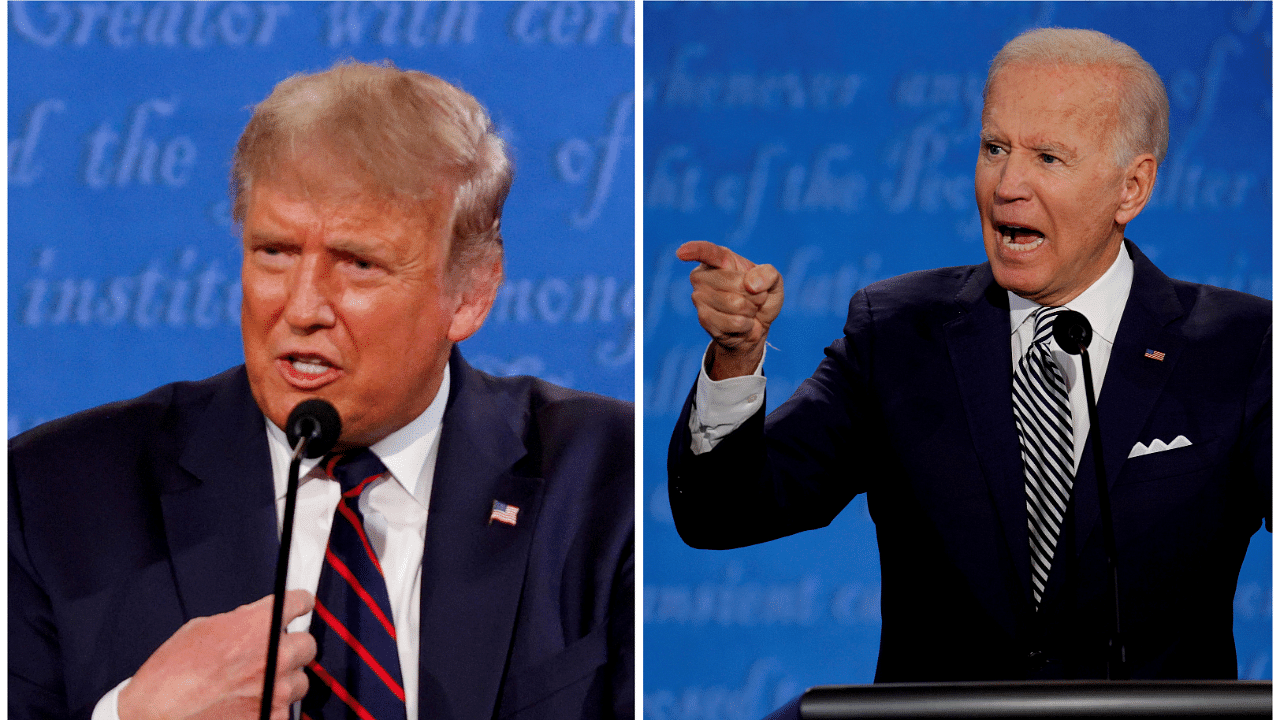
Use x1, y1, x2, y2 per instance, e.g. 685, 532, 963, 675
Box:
643, 3, 1271, 718
9, 0, 635, 439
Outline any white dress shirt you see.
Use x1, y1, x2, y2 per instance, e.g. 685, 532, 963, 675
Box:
1007, 245, 1132, 471
690, 244, 1134, 470
95, 366, 450, 720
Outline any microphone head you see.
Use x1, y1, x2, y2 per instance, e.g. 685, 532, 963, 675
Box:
286, 399, 342, 458
1052, 309, 1092, 355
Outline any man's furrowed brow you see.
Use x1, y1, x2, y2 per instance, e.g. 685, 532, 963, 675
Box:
979, 129, 1004, 144
246, 230, 295, 247
1028, 139, 1078, 160
326, 236, 379, 256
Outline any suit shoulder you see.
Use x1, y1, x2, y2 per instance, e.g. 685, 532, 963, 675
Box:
849, 264, 984, 322
10, 367, 245, 462
1170, 279, 1271, 340
1172, 278, 1271, 316
471, 370, 634, 488
474, 371, 633, 440
864, 264, 979, 300
531, 382, 634, 444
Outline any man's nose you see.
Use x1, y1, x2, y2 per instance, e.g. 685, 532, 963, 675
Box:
994, 153, 1033, 202
282, 255, 336, 331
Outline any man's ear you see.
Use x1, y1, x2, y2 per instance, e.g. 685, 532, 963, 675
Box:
1115, 154, 1157, 225
447, 255, 502, 343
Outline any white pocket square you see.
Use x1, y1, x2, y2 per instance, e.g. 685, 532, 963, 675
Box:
1128, 435, 1192, 458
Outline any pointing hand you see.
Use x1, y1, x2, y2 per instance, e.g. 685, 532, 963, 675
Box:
677, 241, 784, 380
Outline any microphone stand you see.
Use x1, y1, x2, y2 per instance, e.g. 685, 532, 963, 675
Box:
259, 436, 307, 720
1077, 347, 1126, 680
1056, 311, 1126, 680
259, 399, 339, 720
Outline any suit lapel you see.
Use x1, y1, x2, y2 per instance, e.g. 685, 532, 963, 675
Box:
943, 267, 1034, 608
1070, 242, 1186, 557
417, 351, 545, 720
164, 368, 279, 619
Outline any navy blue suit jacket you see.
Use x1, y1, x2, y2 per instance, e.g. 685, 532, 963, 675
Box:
11, 350, 634, 720
669, 242, 1269, 681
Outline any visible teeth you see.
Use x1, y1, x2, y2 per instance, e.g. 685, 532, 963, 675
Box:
291, 359, 329, 375
1003, 233, 1044, 252
999, 225, 1044, 251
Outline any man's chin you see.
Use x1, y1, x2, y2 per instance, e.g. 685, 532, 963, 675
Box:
251, 383, 334, 436
990, 264, 1043, 298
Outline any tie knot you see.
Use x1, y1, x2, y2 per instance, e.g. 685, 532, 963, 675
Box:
323, 448, 387, 495
1032, 306, 1065, 347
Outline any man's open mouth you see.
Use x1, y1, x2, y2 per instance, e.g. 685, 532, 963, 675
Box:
998, 225, 1045, 251
289, 356, 333, 376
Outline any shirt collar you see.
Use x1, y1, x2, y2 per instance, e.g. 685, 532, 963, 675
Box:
1007, 241, 1134, 346
266, 363, 450, 505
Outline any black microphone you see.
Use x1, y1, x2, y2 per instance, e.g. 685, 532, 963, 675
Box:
1050, 310, 1126, 679
261, 399, 342, 720
1052, 309, 1092, 355
286, 398, 343, 459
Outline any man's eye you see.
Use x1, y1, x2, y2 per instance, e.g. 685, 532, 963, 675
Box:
984, 143, 1004, 155
1041, 153, 1059, 164
343, 255, 383, 273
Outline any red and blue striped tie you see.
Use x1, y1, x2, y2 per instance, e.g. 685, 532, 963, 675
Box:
302, 449, 408, 720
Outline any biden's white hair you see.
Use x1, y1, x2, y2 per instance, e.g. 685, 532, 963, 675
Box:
985, 27, 1170, 167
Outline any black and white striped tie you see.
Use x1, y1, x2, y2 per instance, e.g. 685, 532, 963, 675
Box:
1013, 305, 1074, 607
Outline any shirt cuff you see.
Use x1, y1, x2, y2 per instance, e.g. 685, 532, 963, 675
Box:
689, 343, 767, 455
92, 678, 130, 720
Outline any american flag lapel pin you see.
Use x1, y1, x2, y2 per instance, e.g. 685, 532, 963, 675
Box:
1143, 348, 1166, 362
489, 500, 519, 526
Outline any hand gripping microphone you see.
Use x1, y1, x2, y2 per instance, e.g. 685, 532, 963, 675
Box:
1052, 310, 1126, 679
261, 400, 342, 720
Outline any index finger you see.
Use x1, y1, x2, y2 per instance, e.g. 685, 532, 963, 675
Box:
676, 241, 752, 271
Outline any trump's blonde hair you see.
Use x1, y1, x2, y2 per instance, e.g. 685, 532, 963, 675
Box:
231, 60, 512, 282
